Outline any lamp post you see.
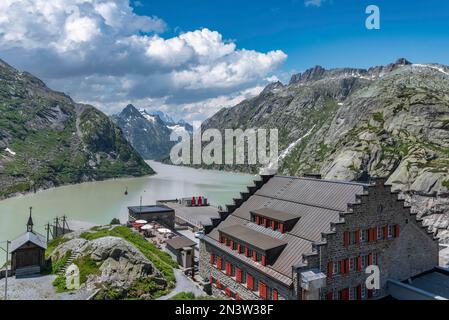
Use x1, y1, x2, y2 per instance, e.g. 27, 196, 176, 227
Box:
1, 240, 10, 300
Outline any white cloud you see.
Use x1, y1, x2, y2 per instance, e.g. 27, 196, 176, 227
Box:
304, 0, 325, 7
0, 0, 287, 120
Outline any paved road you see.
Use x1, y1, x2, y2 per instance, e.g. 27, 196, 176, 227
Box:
0, 274, 92, 300
157, 269, 207, 300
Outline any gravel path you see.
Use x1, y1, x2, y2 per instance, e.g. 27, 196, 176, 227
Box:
157, 269, 206, 300
0, 275, 92, 300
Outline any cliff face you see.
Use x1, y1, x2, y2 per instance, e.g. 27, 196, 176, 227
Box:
0, 59, 153, 199
202, 59, 449, 240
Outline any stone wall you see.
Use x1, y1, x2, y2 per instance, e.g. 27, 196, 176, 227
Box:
315, 182, 439, 299
199, 239, 292, 300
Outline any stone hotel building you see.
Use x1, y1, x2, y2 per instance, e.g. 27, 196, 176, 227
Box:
199, 175, 440, 300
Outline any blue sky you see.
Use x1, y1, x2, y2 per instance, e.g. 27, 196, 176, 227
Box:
138, 0, 449, 73
0, 0, 448, 121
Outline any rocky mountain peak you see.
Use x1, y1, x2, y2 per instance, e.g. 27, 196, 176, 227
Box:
120, 104, 142, 118
289, 65, 326, 84
261, 81, 285, 95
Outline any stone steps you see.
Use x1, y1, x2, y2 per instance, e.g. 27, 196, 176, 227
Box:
58, 251, 78, 275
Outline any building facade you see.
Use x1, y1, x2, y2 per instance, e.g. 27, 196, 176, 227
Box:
199, 175, 439, 300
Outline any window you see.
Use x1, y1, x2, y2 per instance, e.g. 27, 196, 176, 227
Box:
377, 227, 383, 240
373, 253, 378, 265
361, 286, 367, 300
333, 261, 341, 275
349, 257, 356, 272
247, 248, 253, 258
388, 225, 394, 239
242, 270, 247, 283
361, 229, 369, 244
349, 231, 356, 245
349, 287, 356, 300
332, 290, 339, 300
361, 255, 369, 269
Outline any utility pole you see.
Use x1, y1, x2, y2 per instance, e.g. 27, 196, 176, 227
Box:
46, 223, 50, 243
54, 217, 59, 238
1, 240, 10, 301
62, 215, 66, 235
5, 240, 9, 301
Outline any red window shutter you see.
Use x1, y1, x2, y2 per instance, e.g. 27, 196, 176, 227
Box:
225, 287, 231, 297
273, 289, 278, 300
256, 216, 260, 225
395, 224, 400, 238
271, 220, 276, 230
261, 255, 266, 266
357, 285, 362, 300
247, 274, 254, 290
357, 256, 362, 271
355, 230, 360, 245
326, 292, 333, 300
368, 253, 373, 266
210, 253, 214, 264
252, 251, 257, 262
345, 259, 350, 273
259, 281, 267, 300
340, 259, 346, 274
368, 229, 373, 242
265, 218, 269, 228
343, 231, 349, 247
383, 225, 388, 239
342, 288, 349, 300
210, 276, 214, 284
280, 223, 285, 233
198, 196, 203, 206
235, 293, 240, 300
216, 279, 221, 289
191, 196, 196, 205
237, 244, 241, 253
374, 226, 378, 240
226, 262, 231, 275
244, 247, 248, 257
230, 240, 234, 249
327, 261, 333, 279
217, 257, 222, 269
236, 268, 242, 282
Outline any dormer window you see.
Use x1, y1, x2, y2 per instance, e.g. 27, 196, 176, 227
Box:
218, 224, 287, 267
250, 208, 300, 233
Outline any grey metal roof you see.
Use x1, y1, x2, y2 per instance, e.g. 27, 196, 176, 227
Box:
206, 175, 367, 284
250, 207, 299, 222
128, 205, 174, 214
406, 268, 449, 299
166, 236, 197, 250
11, 231, 47, 252
219, 224, 286, 251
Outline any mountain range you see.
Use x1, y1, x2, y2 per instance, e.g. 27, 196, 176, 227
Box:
0, 59, 153, 199
112, 105, 193, 160
201, 58, 449, 240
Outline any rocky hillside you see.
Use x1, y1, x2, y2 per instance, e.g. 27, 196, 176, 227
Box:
49, 226, 172, 300
112, 105, 193, 160
202, 59, 449, 240
0, 59, 153, 199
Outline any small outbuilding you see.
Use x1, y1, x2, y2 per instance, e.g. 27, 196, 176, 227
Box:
11, 212, 47, 277
128, 204, 175, 228
166, 236, 196, 268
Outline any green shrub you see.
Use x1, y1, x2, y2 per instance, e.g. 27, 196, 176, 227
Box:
52, 275, 67, 293
73, 256, 101, 284
110, 218, 121, 225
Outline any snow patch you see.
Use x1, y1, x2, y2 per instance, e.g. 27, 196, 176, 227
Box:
5, 148, 16, 156
412, 64, 449, 76
167, 125, 187, 135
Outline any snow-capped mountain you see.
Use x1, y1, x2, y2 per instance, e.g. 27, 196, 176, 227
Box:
112, 105, 193, 160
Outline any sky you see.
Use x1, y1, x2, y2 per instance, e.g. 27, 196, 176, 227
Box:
0, 0, 448, 122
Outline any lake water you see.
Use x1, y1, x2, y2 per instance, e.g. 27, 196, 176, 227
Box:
0, 161, 255, 264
